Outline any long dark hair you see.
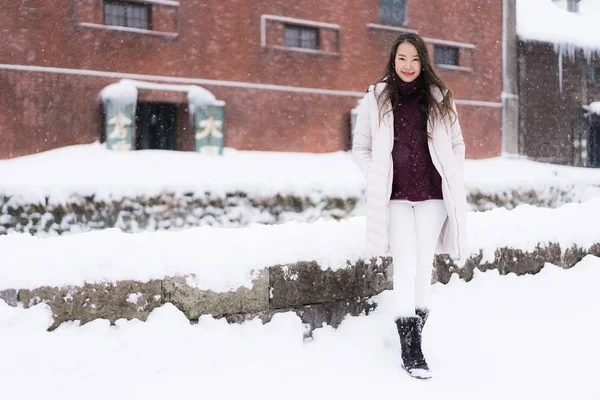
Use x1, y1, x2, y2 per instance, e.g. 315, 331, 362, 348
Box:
372, 33, 457, 137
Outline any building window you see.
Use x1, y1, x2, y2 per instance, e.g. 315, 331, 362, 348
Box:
262, 16, 340, 55
380, 0, 406, 25
588, 65, 600, 85
104, 1, 151, 30
434, 45, 459, 66
284, 25, 319, 50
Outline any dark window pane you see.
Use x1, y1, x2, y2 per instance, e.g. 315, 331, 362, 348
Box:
590, 66, 600, 85
104, 1, 150, 30
284, 26, 300, 47
284, 25, 319, 50
129, 6, 149, 29
380, 0, 406, 25
588, 65, 595, 85
434, 45, 459, 66
299, 28, 317, 49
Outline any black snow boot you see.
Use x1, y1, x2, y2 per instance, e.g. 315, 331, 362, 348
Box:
416, 308, 429, 329
395, 316, 431, 380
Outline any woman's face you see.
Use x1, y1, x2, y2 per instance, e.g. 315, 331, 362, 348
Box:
394, 42, 421, 83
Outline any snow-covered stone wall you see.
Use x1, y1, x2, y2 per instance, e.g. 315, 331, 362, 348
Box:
2, 184, 599, 236
3, 256, 393, 335
0, 192, 358, 236
2, 243, 598, 333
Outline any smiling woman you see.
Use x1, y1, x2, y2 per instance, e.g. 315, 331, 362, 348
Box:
351, 32, 467, 380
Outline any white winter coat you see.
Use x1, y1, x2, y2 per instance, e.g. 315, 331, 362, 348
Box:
352, 82, 468, 259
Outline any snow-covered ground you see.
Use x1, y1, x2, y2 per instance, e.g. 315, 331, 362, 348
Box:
1, 255, 599, 399
1, 143, 600, 203
1, 143, 600, 398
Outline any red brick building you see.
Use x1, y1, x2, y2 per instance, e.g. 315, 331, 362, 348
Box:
0, 0, 503, 159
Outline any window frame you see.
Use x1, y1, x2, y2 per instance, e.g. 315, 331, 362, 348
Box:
104, 0, 152, 31
260, 15, 340, 56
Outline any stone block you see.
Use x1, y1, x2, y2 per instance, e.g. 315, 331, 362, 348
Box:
0, 289, 18, 307
562, 244, 589, 269
432, 242, 566, 283
269, 256, 392, 309
162, 269, 269, 320
18, 279, 163, 330
224, 296, 378, 338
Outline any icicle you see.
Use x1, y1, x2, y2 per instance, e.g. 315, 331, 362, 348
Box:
558, 50, 564, 93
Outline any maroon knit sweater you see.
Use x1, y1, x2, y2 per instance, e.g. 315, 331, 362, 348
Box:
390, 79, 443, 201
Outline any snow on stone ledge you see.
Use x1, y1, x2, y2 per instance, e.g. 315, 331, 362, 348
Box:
0, 143, 365, 203
0, 217, 367, 292
1, 197, 600, 292
1, 143, 600, 207
517, 0, 600, 55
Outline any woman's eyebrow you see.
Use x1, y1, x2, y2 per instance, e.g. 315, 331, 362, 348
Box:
397, 53, 419, 58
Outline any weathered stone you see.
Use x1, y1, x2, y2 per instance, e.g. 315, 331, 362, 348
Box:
3, 241, 599, 332
360, 256, 394, 294
542, 242, 564, 266
433, 254, 457, 284
473, 256, 497, 277
0, 192, 361, 236
431, 242, 566, 283
466, 187, 579, 211
562, 244, 589, 269
222, 309, 275, 325
223, 297, 377, 338
589, 243, 600, 258
0, 289, 18, 307
295, 297, 377, 335
5, 184, 594, 237
162, 270, 269, 320
18, 280, 163, 330
495, 247, 544, 276
269, 256, 392, 309
458, 252, 480, 283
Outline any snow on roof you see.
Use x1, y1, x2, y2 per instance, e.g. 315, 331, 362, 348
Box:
187, 85, 225, 107
99, 79, 225, 107
517, 0, 600, 56
99, 80, 138, 104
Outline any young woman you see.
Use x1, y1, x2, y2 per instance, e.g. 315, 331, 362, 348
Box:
352, 33, 468, 380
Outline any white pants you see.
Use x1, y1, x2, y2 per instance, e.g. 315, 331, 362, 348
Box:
388, 200, 447, 318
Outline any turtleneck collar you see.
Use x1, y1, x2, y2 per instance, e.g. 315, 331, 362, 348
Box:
397, 77, 423, 98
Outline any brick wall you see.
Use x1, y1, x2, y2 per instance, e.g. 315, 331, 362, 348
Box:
0, 0, 503, 159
